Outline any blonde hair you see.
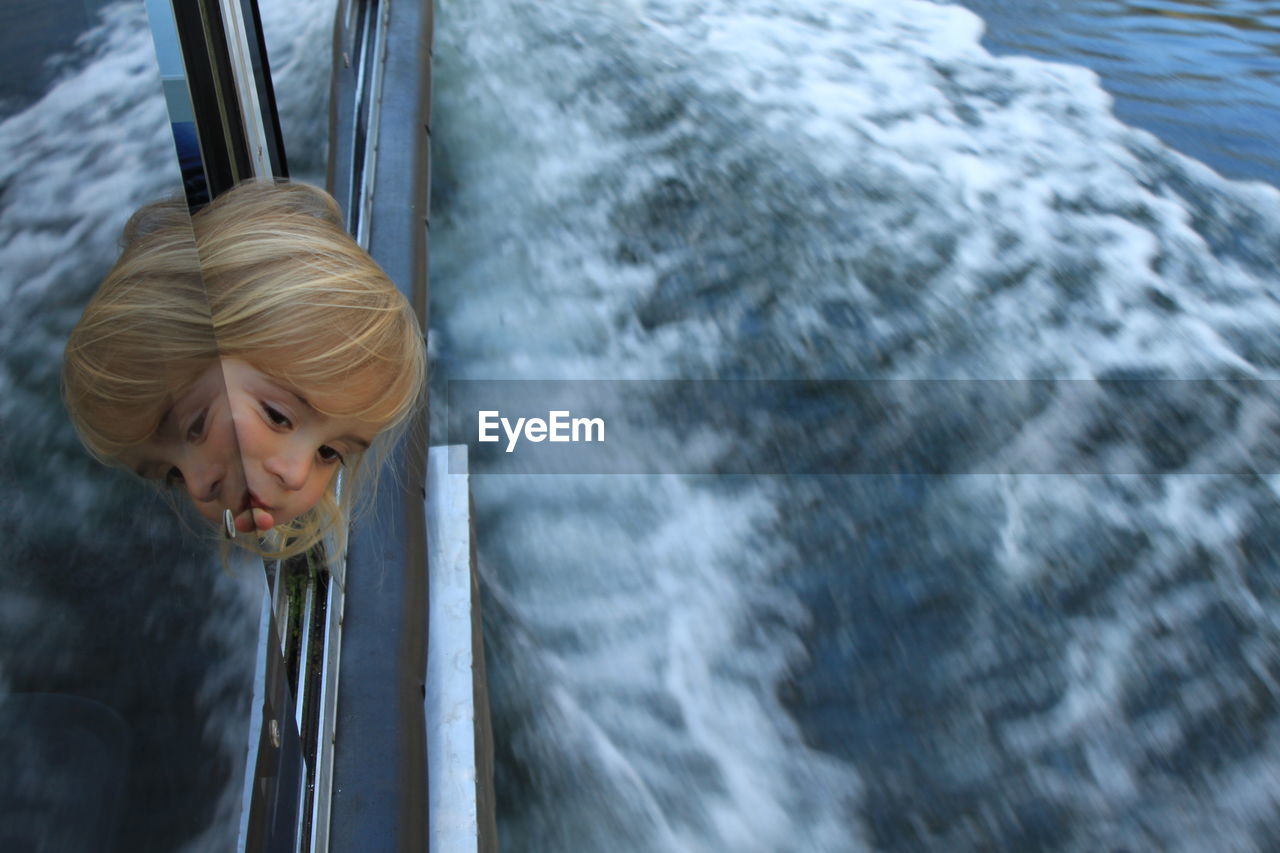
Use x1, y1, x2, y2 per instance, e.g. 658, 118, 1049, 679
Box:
63, 181, 426, 559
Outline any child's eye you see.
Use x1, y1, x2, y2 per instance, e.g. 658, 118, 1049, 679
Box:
165, 466, 185, 487
186, 410, 207, 441
317, 445, 345, 465
262, 404, 292, 427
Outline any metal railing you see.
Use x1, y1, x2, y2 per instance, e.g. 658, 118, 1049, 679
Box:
146, 1, 495, 849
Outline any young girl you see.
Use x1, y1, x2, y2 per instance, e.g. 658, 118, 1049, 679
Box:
62, 181, 426, 559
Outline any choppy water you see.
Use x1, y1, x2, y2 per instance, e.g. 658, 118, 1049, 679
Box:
427, 0, 1280, 851
5, 0, 1280, 850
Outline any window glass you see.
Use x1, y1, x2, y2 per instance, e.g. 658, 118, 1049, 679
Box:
0, 2, 254, 850
259, 0, 342, 184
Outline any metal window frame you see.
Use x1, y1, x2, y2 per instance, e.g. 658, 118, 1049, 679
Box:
145, 1, 494, 850
326, 0, 437, 851
157, 0, 288, 206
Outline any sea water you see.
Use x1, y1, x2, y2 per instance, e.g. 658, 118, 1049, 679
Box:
427, 0, 1280, 850
4, 0, 1280, 850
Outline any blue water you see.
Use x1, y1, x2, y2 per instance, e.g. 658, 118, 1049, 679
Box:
956, 0, 1280, 186
427, 0, 1280, 850
4, 0, 1280, 850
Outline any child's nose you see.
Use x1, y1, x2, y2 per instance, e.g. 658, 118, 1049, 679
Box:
263, 450, 311, 491
183, 462, 226, 504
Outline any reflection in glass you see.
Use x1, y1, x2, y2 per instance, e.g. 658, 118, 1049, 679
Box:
0, 694, 128, 853
64, 180, 426, 559
257, 0, 340, 183
0, 3, 255, 848
3, 0, 393, 848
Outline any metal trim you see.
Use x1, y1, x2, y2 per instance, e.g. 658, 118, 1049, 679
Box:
216, 0, 274, 179
308, 563, 345, 853
237, 581, 271, 853
325, 0, 435, 848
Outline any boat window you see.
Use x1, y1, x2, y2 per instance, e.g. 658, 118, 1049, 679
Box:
256, 0, 336, 184
0, 2, 254, 849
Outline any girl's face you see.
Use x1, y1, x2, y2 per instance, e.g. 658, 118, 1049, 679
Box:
124, 358, 378, 534
125, 358, 242, 527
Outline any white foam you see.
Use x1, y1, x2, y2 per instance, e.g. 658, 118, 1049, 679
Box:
432, 0, 1280, 847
